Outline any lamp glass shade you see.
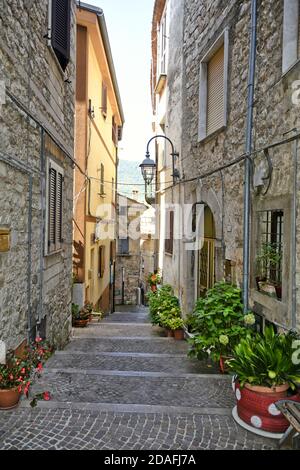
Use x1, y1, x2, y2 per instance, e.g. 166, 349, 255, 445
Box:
140, 156, 156, 185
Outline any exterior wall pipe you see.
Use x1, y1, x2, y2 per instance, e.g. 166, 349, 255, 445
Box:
37, 128, 45, 332
291, 138, 298, 329
243, 0, 257, 313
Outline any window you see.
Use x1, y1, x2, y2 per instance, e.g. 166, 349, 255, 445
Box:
49, 0, 71, 72
100, 163, 105, 196
165, 209, 174, 255
118, 238, 129, 255
101, 82, 107, 117
98, 245, 106, 278
198, 29, 229, 141
282, 0, 300, 73
256, 210, 283, 300
159, 10, 167, 75
47, 160, 64, 254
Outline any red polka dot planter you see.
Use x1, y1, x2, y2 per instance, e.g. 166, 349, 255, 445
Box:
233, 381, 300, 433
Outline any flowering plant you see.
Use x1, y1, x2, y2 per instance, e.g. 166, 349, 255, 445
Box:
0, 337, 53, 406
147, 271, 161, 286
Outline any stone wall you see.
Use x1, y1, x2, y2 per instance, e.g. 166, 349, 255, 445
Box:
166, 0, 300, 329
0, 0, 76, 351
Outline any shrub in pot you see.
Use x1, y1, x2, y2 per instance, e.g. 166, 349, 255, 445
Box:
187, 282, 255, 369
147, 285, 180, 329
164, 317, 185, 340
228, 326, 300, 433
72, 303, 89, 327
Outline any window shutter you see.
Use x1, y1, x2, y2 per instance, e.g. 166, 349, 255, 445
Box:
102, 82, 107, 117
99, 245, 106, 278
100, 163, 105, 195
56, 172, 63, 246
207, 45, 225, 136
51, 0, 71, 71
48, 167, 57, 250
165, 210, 174, 254
48, 162, 64, 253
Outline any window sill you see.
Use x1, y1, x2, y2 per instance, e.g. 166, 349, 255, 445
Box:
165, 252, 173, 257
198, 125, 226, 144
44, 248, 63, 258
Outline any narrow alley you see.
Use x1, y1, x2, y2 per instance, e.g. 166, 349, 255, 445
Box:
0, 308, 276, 450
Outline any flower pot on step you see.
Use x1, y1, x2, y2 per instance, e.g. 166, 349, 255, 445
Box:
233, 381, 300, 433
0, 387, 21, 410
73, 319, 89, 328
166, 329, 174, 338
174, 329, 184, 340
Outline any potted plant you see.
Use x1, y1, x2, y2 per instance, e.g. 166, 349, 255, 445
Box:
256, 242, 282, 300
166, 317, 185, 340
188, 282, 255, 372
147, 270, 161, 292
82, 302, 93, 322
228, 326, 300, 433
72, 303, 89, 328
0, 338, 53, 410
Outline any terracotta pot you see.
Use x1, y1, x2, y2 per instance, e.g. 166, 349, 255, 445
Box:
151, 285, 157, 292
73, 319, 89, 328
245, 382, 289, 397
0, 387, 21, 410
234, 381, 300, 433
174, 329, 185, 341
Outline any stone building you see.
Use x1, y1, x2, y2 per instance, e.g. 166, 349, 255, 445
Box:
73, 2, 124, 315
115, 194, 155, 305
0, 0, 76, 352
152, 0, 300, 332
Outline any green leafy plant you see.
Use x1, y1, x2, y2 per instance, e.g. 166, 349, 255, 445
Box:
188, 282, 255, 362
227, 326, 300, 390
147, 284, 181, 327
256, 242, 282, 282
72, 303, 90, 322
164, 317, 185, 331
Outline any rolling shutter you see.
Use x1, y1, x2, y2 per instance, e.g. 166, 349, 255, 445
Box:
207, 45, 225, 136
51, 0, 71, 71
48, 162, 64, 253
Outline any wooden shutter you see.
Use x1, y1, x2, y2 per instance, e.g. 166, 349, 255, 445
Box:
51, 0, 71, 71
165, 210, 174, 254
102, 82, 107, 117
100, 163, 105, 195
48, 162, 63, 253
207, 45, 224, 136
99, 245, 105, 278
48, 167, 57, 251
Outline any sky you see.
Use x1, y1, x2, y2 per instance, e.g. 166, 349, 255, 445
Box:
83, 0, 154, 163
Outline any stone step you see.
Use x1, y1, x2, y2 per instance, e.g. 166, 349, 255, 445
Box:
102, 313, 150, 324
45, 352, 218, 374
64, 337, 189, 355
72, 323, 167, 338
30, 371, 234, 409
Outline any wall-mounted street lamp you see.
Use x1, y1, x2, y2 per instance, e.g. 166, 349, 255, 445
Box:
140, 135, 180, 205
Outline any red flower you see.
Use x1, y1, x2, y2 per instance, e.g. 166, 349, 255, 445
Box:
24, 381, 31, 397
9, 374, 14, 381
21, 368, 26, 375
18, 385, 22, 393
35, 336, 43, 343
37, 363, 43, 372
43, 391, 51, 401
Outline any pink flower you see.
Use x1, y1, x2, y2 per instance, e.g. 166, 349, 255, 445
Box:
35, 336, 43, 343
43, 391, 51, 401
37, 363, 43, 372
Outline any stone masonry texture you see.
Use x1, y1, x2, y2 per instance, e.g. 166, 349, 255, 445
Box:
0, 0, 76, 350
163, 0, 300, 330
0, 308, 277, 450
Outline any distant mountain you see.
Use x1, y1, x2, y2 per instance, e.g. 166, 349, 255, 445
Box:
118, 159, 145, 202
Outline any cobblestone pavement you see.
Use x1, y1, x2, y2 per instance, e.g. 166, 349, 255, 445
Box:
0, 308, 277, 450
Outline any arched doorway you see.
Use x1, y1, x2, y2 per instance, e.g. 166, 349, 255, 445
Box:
196, 205, 216, 297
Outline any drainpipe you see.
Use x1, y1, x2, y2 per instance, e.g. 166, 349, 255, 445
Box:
243, 0, 257, 313
291, 138, 298, 329
37, 128, 45, 333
